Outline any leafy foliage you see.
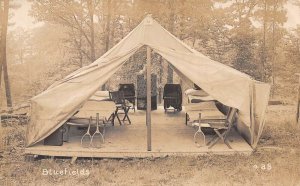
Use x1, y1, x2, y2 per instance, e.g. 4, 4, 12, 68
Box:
3, 0, 300, 104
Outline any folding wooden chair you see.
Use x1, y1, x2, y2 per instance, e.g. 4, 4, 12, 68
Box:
193, 107, 238, 149
109, 91, 132, 125
119, 84, 136, 112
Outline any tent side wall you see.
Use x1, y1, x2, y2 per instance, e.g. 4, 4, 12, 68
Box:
236, 119, 252, 145
253, 82, 271, 147
236, 82, 270, 147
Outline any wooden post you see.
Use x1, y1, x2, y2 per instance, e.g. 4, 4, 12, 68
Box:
250, 82, 256, 146
296, 73, 300, 124
146, 46, 152, 151
71, 156, 78, 164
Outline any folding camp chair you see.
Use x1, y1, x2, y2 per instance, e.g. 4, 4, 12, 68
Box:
192, 107, 238, 149
109, 91, 132, 125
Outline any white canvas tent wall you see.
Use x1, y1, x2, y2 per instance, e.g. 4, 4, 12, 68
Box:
26, 15, 270, 148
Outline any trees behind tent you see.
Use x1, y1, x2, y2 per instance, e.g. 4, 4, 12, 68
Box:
4, 0, 300, 105
0, 0, 20, 108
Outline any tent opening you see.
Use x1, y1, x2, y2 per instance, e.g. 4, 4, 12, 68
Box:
26, 47, 253, 156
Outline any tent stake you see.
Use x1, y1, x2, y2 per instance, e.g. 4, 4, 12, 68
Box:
147, 46, 152, 151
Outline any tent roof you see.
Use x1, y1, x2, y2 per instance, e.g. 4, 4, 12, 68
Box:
26, 15, 270, 148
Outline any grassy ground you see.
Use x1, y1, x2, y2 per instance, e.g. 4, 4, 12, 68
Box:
0, 105, 299, 186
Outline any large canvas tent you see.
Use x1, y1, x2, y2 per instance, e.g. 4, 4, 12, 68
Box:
26, 15, 270, 149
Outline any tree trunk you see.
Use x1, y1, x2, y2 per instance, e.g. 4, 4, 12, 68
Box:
105, 0, 112, 52
110, 1, 116, 48
101, 0, 112, 91
88, 0, 95, 62
0, 0, 3, 85
78, 0, 84, 67
76, 27, 84, 67
167, 0, 175, 84
79, 30, 83, 67
270, 3, 277, 98
262, 0, 267, 82
110, 18, 115, 47
1, 0, 12, 107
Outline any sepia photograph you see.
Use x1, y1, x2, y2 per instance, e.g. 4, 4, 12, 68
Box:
0, 0, 299, 185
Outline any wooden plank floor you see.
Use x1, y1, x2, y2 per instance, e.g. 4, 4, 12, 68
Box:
25, 106, 253, 158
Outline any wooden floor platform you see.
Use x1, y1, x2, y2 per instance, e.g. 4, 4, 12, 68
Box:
25, 106, 253, 158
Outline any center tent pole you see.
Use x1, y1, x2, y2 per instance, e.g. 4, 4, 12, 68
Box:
146, 46, 152, 151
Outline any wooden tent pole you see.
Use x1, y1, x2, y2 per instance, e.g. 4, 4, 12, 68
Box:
296, 73, 300, 124
250, 82, 256, 145
146, 46, 152, 151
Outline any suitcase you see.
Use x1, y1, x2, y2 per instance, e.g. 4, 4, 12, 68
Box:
44, 126, 65, 146
163, 84, 182, 111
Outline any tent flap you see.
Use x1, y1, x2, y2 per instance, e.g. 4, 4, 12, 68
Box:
26, 45, 141, 146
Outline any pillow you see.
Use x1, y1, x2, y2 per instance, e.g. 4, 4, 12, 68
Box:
185, 89, 209, 96
94, 91, 109, 97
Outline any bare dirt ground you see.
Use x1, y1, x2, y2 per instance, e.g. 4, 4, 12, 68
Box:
0, 105, 300, 186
